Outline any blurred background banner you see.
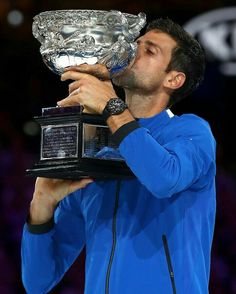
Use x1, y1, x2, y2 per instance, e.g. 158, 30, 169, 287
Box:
0, 1, 236, 293
184, 6, 236, 76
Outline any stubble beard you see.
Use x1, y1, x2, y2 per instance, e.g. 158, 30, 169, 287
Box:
112, 68, 139, 90
112, 69, 159, 96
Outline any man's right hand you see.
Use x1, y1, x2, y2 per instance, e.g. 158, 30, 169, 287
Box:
29, 177, 93, 225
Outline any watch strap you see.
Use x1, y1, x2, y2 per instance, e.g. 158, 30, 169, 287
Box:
102, 106, 113, 122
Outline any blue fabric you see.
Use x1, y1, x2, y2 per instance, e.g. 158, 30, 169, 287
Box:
21, 110, 216, 294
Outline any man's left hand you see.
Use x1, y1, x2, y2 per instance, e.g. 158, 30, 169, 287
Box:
57, 65, 117, 114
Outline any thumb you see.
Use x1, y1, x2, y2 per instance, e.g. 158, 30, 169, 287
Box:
68, 178, 94, 194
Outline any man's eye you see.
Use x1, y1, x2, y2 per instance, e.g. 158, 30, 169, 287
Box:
146, 48, 155, 55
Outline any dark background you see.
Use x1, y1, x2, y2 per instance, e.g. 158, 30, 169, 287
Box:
0, 0, 236, 293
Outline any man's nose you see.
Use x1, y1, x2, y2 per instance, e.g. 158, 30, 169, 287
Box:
135, 44, 142, 60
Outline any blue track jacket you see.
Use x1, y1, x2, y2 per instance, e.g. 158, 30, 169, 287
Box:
21, 110, 216, 294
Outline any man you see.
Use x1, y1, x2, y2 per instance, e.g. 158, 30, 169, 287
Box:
21, 18, 216, 294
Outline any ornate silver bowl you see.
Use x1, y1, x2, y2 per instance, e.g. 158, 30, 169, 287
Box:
32, 9, 146, 75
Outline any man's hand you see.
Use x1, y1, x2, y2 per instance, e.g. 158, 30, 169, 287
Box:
64, 64, 110, 80
29, 177, 93, 225
57, 64, 117, 114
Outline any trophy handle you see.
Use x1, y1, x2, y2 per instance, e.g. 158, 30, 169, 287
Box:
104, 10, 146, 41
100, 10, 146, 75
127, 12, 146, 39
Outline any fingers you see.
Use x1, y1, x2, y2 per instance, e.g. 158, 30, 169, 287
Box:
61, 70, 88, 82
68, 81, 81, 95
35, 177, 94, 196
68, 178, 94, 194
61, 67, 108, 83
64, 64, 110, 80
57, 95, 80, 107
67, 77, 112, 95
59, 68, 115, 112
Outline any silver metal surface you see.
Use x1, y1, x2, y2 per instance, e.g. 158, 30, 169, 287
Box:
32, 9, 146, 75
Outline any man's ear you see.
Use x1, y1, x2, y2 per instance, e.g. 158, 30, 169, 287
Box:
163, 71, 186, 90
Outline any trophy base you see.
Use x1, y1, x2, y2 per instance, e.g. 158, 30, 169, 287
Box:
26, 159, 134, 180
26, 106, 134, 180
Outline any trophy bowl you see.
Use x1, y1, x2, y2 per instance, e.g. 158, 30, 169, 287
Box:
32, 9, 146, 76
27, 9, 146, 180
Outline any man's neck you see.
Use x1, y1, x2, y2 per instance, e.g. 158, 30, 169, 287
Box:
107, 91, 169, 134
125, 91, 168, 118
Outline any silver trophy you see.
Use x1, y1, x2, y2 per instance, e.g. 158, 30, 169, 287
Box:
27, 9, 146, 180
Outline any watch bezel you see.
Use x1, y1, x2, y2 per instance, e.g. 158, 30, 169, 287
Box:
102, 97, 128, 121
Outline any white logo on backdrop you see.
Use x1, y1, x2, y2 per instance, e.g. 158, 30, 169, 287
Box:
184, 7, 236, 76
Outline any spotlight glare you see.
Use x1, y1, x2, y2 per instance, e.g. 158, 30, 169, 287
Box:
23, 121, 40, 136
7, 10, 24, 26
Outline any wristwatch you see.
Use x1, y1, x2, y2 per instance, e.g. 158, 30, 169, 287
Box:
102, 97, 128, 121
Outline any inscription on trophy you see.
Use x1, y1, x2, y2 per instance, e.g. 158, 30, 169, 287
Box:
41, 124, 78, 160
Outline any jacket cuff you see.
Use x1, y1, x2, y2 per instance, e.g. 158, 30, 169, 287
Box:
26, 215, 54, 234
112, 120, 140, 145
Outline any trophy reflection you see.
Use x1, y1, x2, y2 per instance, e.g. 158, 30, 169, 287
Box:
26, 9, 146, 180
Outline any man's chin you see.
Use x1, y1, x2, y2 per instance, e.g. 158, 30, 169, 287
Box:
112, 70, 137, 89
111, 58, 135, 79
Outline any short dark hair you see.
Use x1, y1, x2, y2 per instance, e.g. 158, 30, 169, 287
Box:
146, 17, 205, 106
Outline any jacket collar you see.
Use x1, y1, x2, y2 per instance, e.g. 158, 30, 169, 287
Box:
137, 109, 174, 133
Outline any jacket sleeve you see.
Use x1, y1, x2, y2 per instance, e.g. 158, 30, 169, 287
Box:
117, 124, 216, 198
21, 190, 85, 294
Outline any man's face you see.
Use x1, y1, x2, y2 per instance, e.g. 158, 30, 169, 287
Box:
113, 30, 177, 94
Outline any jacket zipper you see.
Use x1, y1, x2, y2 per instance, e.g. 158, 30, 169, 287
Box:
105, 180, 121, 294
162, 235, 177, 294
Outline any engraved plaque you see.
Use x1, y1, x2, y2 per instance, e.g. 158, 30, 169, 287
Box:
41, 124, 78, 160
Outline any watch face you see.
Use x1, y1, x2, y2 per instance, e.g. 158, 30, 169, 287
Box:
102, 98, 128, 121
108, 98, 127, 115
